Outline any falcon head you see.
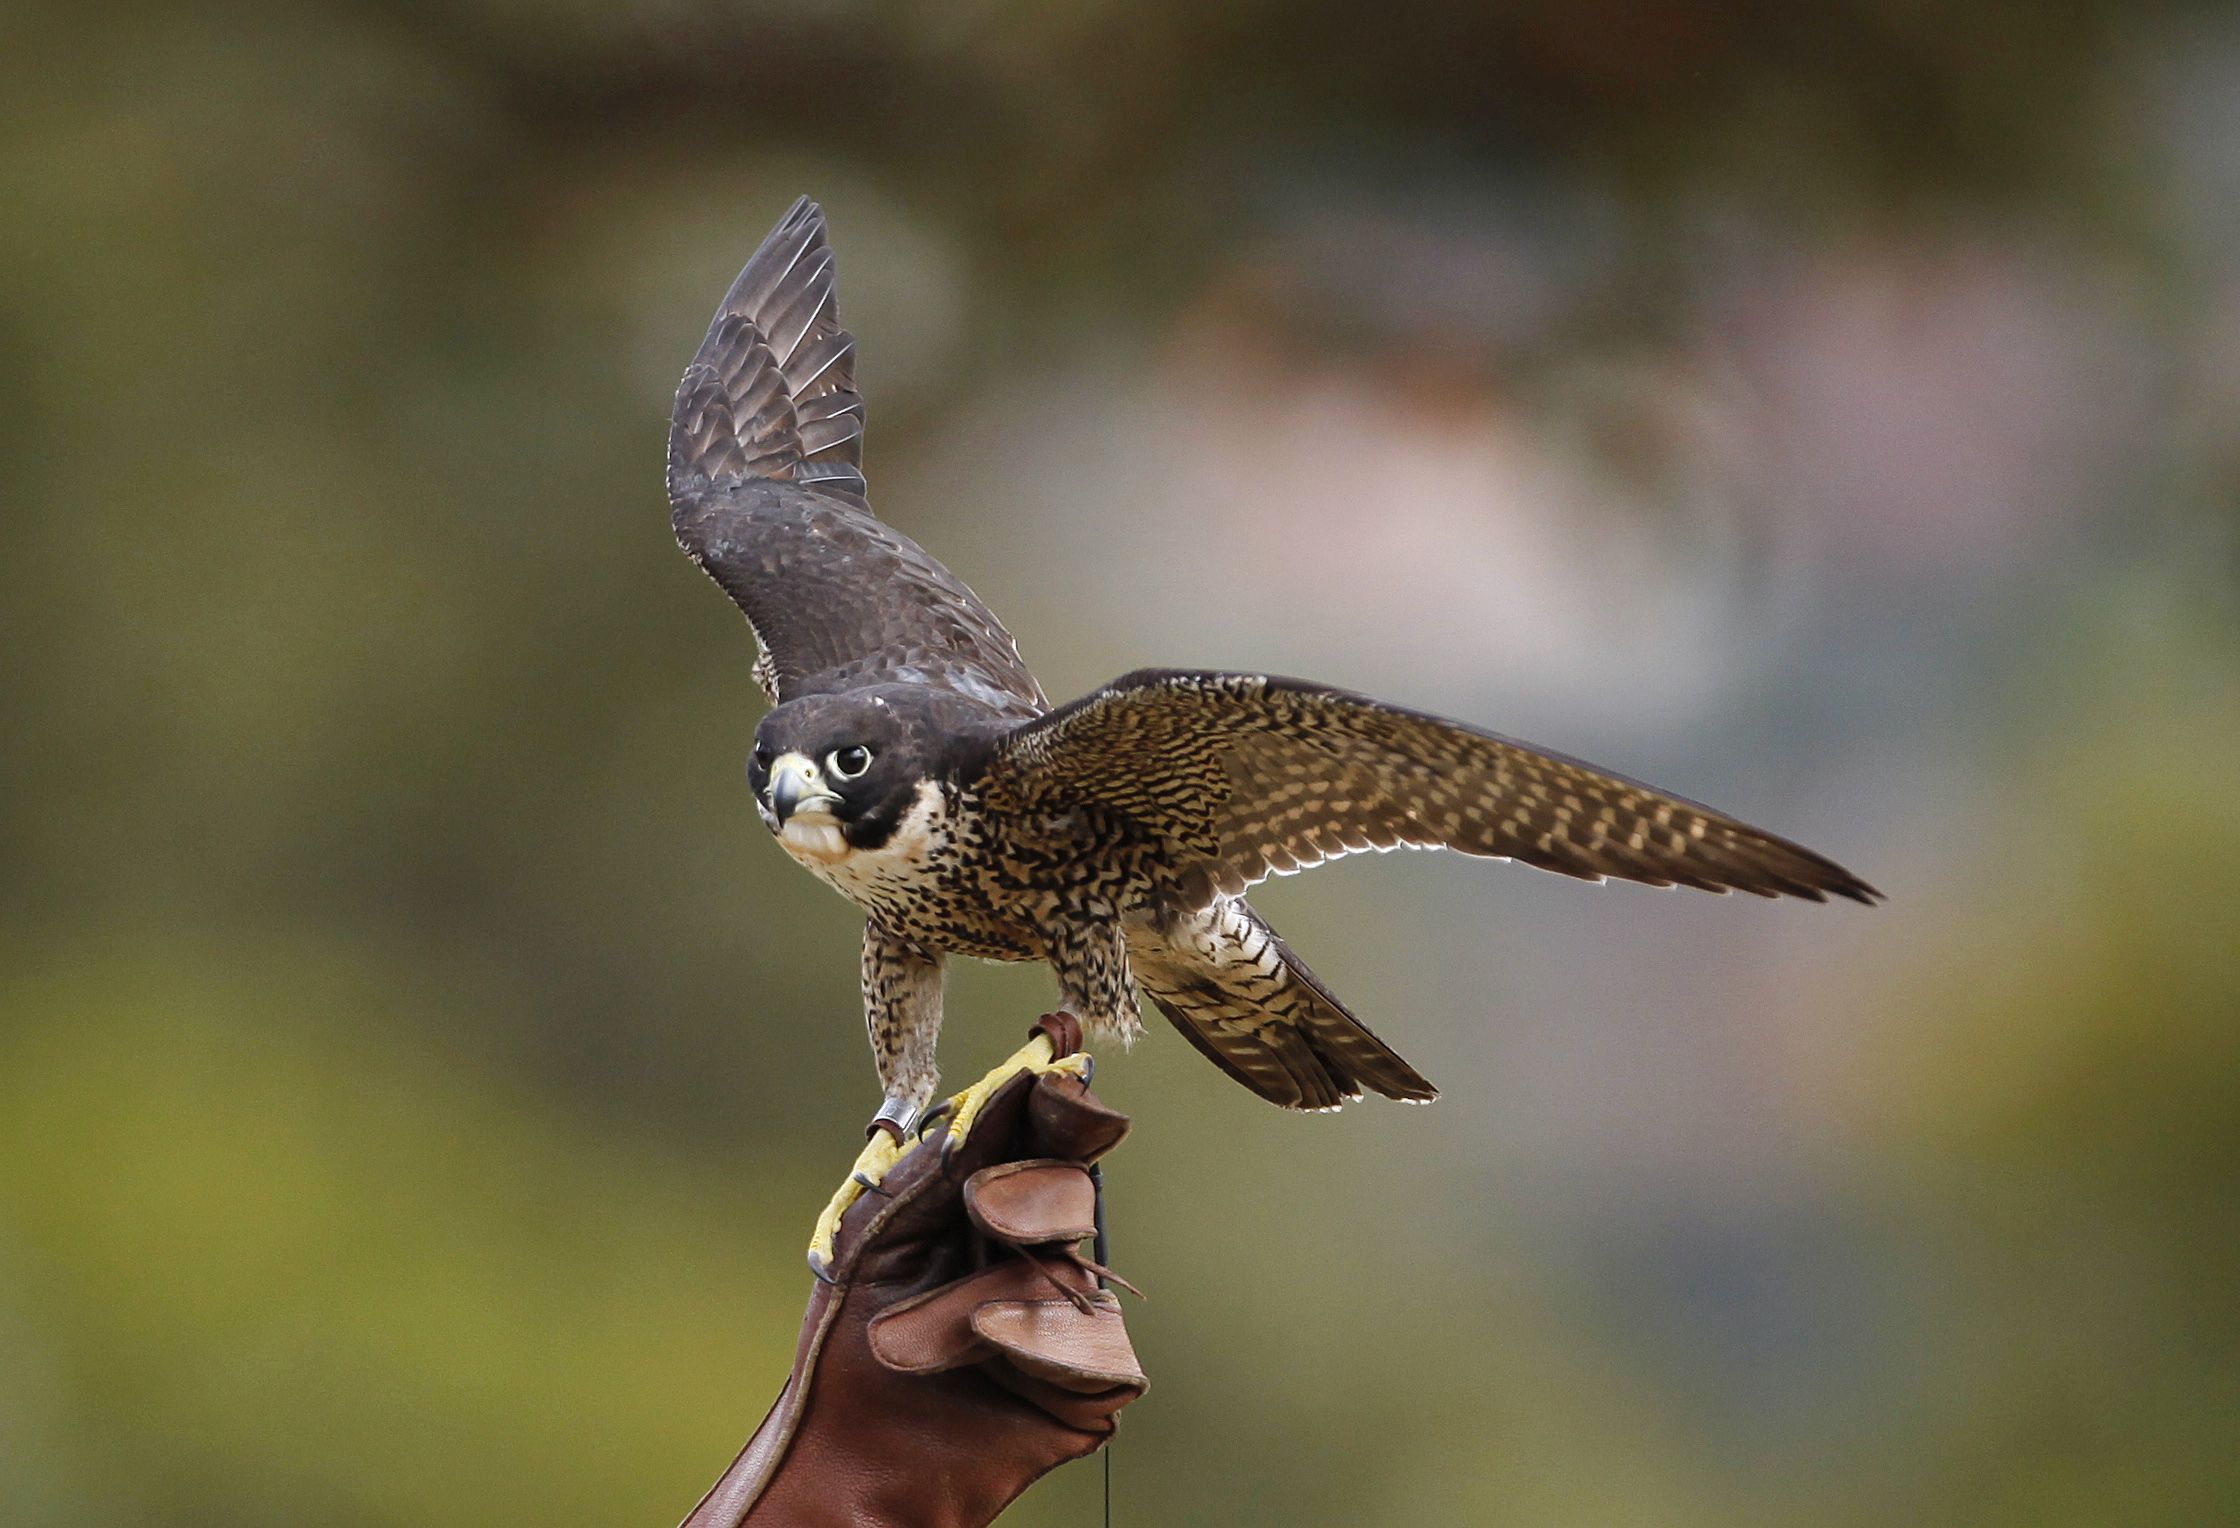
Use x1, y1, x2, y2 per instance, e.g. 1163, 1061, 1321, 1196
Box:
748, 689, 951, 865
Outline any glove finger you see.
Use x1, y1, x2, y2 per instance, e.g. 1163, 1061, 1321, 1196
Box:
965, 1161, 1097, 1246
866, 1259, 1050, 1374
984, 1364, 1147, 1434
970, 1292, 1147, 1393
837, 1068, 1044, 1281
1024, 1071, 1130, 1163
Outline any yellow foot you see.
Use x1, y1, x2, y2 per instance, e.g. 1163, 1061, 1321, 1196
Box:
804, 1024, 1093, 1276
807, 1127, 908, 1277
938, 1030, 1091, 1157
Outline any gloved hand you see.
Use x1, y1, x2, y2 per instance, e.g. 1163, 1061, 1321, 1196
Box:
679, 1015, 1147, 1528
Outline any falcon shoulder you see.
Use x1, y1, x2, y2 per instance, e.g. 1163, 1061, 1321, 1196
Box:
666, 198, 1044, 714
984, 669, 1882, 907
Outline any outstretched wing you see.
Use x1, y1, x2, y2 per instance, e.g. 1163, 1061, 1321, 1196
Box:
666, 198, 1045, 714
987, 670, 1881, 908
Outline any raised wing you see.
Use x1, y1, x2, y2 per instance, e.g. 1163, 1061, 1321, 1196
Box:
987, 670, 1881, 908
668, 195, 864, 500
666, 198, 1044, 714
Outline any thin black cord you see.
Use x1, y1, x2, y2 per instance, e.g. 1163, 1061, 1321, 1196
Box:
1090, 1161, 1111, 1528
1089, 1163, 1109, 1271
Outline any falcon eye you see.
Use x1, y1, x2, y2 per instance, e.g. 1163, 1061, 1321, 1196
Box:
750, 744, 772, 773
827, 745, 873, 780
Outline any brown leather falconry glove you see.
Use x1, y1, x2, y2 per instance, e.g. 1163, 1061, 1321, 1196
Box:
679, 1017, 1147, 1528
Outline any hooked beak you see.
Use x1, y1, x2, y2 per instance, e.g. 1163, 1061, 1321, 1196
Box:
766, 751, 841, 826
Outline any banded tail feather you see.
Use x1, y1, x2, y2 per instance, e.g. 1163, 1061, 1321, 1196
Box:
1131, 900, 1436, 1110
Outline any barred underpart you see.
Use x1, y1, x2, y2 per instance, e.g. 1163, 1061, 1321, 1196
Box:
1129, 900, 1436, 1109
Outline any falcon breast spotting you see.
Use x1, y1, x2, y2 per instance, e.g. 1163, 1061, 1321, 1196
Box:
668, 197, 1881, 1141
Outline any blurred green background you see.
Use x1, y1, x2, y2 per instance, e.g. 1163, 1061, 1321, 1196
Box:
4, 1, 2237, 1523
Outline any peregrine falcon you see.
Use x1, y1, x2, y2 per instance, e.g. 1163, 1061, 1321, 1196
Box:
668, 200, 1879, 1260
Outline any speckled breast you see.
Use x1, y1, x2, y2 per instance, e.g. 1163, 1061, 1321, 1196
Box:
795, 780, 1041, 961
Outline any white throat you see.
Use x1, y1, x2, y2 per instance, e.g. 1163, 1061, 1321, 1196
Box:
778, 813, 851, 864
776, 780, 950, 906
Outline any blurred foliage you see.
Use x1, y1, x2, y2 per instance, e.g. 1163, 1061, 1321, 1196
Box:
3, 0, 2237, 1523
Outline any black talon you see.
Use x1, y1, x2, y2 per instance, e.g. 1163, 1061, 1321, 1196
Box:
915, 1099, 955, 1138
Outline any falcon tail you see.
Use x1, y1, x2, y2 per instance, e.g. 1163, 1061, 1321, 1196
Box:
1130, 900, 1437, 1110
